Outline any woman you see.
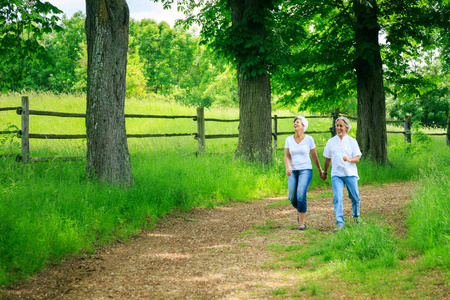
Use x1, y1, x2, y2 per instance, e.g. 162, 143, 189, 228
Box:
321, 116, 362, 231
284, 116, 323, 230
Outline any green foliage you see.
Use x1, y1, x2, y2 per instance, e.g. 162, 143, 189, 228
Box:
272, 0, 449, 116
0, 0, 62, 92
0, 124, 20, 155
130, 17, 237, 106
407, 162, 450, 253
387, 57, 450, 126
272, 1, 357, 113
4, 13, 237, 106
9, 11, 87, 93
126, 46, 148, 98
163, 0, 300, 79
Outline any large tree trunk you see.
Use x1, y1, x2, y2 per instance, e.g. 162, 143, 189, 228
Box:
353, 0, 388, 164
230, 0, 273, 164
85, 0, 134, 186
236, 70, 272, 164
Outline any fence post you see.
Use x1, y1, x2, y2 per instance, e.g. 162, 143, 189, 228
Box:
273, 115, 278, 150
21, 96, 29, 164
404, 115, 411, 143
446, 115, 450, 146
197, 106, 205, 152
331, 108, 340, 137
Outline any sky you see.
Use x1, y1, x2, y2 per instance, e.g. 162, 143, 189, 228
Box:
46, 0, 185, 27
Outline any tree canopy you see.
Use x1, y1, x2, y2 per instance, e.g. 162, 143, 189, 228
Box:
272, 0, 449, 113
0, 0, 62, 92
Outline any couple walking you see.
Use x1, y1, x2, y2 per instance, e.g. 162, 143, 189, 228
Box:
284, 116, 362, 232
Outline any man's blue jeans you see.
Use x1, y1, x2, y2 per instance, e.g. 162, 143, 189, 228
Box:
288, 169, 312, 213
331, 176, 360, 226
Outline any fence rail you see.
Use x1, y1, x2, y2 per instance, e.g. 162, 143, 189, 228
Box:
0, 107, 20, 112
1, 96, 449, 163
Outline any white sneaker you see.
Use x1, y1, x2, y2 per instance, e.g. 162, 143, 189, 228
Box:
333, 225, 344, 232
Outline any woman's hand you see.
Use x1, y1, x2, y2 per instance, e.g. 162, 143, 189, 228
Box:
286, 168, 292, 177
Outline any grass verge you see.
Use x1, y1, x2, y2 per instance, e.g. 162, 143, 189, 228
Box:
263, 140, 450, 299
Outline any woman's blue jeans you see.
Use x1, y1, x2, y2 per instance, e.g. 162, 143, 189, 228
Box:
288, 169, 312, 213
331, 176, 360, 226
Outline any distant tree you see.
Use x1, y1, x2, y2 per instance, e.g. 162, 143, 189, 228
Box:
129, 19, 161, 92
21, 12, 86, 93
177, 47, 237, 107
130, 20, 198, 94
0, 0, 62, 92
129, 17, 236, 106
126, 44, 148, 97
85, 0, 133, 186
46, 12, 86, 93
388, 53, 450, 126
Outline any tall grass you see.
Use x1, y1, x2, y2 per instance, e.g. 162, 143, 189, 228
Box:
406, 142, 450, 269
264, 136, 450, 298
274, 221, 400, 270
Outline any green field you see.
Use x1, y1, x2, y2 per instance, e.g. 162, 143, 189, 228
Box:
0, 92, 449, 297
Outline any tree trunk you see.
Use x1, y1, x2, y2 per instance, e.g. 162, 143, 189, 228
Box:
353, 0, 388, 164
85, 0, 134, 186
236, 71, 273, 164
230, 0, 273, 164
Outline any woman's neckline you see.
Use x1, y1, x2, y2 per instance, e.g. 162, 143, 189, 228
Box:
294, 134, 306, 144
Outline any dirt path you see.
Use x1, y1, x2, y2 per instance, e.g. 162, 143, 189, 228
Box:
2, 182, 416, 299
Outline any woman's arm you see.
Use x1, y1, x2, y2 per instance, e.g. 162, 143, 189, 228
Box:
321, 157, 331, 180
284, 148, 292, 176
310, 148, 323, 177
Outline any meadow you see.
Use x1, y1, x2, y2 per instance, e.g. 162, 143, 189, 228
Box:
0, 92, 449, 295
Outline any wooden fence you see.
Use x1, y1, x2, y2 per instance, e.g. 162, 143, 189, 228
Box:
1, 96, 449, 164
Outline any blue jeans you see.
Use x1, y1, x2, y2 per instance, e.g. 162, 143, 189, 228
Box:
288, 169, 312, 213
331, 176, 360, 226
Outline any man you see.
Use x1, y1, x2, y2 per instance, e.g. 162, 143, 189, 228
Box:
321, 117, 362, 231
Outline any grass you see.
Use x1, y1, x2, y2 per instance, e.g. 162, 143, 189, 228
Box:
262, 138, 450, 298
0, 92, 449, 298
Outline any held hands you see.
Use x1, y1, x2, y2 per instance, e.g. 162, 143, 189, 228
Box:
319, 169, 328, 181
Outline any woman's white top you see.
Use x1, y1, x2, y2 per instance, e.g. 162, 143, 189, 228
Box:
323, 135, 362, 179
285, 135, 316, 170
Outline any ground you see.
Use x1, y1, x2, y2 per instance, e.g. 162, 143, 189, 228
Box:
0, 182, 435, 299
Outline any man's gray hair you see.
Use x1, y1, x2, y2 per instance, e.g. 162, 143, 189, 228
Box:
294, 116, 308, 132
336, 116, 352, 132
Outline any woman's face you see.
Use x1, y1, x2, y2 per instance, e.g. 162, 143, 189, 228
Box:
336, 120, 348, 136
294, 119, 304, 132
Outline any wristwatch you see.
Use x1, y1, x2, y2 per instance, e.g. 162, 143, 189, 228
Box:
323, 172, 328, 175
